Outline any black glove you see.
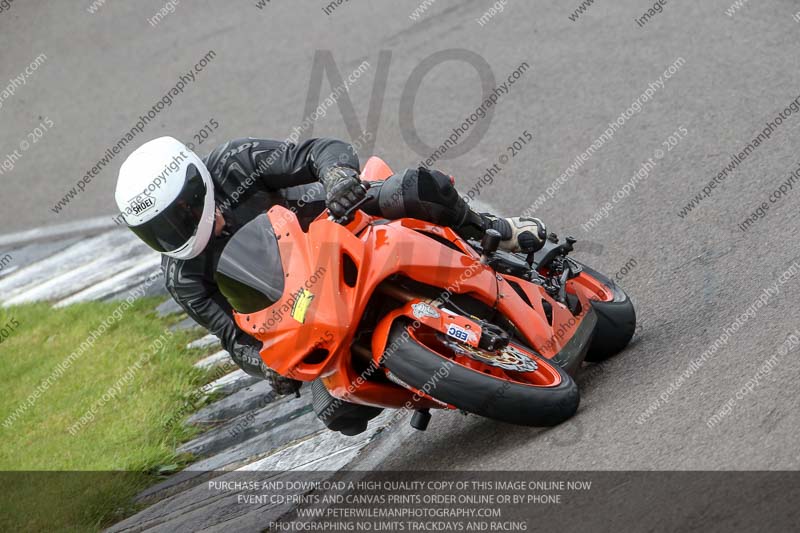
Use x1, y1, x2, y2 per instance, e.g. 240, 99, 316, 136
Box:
267, 368, 302, 397
231, 344, 302, 396
321, 166, 366, 219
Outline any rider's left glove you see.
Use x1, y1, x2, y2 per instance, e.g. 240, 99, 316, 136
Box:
231, 343, 302, 396
321, 166, 366, 219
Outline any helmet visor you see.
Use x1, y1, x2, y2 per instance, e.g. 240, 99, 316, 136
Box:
128, 165, 209, 254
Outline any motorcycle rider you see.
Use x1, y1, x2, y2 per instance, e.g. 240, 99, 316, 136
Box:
114, 136, 546, 395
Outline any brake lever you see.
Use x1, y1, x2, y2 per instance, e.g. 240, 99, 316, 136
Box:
536, 236, 577, 271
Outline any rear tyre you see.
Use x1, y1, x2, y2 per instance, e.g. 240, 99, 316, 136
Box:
578, 263, 637, 362
382, 318, 579, 427
311, 379, 383, 436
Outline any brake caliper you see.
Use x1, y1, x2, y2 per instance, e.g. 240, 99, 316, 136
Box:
477, 322, 510, 352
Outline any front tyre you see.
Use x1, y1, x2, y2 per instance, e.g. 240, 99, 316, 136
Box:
382, 318, 579, 427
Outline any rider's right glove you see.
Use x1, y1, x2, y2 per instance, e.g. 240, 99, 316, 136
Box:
321, 166, 366, 219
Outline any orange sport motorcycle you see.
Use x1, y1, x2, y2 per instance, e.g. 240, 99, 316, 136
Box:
216, 157, 636, 435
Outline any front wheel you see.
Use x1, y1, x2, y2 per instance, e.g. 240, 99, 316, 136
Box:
382, 318, 579, 427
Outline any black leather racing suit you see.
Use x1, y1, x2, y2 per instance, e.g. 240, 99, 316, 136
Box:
162, 137, 485, 379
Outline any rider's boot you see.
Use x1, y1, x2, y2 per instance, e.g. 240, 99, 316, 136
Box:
458, 210, 547, 253
481, 215, 548, 253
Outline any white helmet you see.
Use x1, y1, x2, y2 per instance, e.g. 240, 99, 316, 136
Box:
115, 136, 215, 260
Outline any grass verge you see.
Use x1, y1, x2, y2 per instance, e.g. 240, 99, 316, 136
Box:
0, 298, 211, 531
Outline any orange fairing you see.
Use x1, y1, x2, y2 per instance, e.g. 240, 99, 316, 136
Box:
231, 208, 495, 397
229, 156, 611, 410
361, 156, 394, 181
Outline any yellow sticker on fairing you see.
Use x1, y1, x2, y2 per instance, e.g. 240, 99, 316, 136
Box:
291, 289, 314, 323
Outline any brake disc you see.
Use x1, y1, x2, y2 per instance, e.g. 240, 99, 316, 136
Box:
439, 335, 539, 372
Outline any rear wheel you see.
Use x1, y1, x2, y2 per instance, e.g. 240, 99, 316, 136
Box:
382, 318, 579, 427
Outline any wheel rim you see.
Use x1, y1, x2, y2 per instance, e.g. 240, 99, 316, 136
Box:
408, 326, 563, 388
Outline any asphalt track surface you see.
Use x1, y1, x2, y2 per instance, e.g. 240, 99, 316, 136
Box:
2, 0, 800, 475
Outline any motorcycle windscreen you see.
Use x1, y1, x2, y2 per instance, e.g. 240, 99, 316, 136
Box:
216, 213, 285, 314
